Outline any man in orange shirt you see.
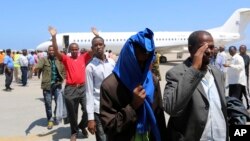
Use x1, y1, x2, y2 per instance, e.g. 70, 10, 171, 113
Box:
0, 50, 5, 74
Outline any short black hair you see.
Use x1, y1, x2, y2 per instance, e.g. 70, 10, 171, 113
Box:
6, 49, 11, 53
68, 43, 79, 51
188, 30, 212, 53
229, 46, 237, 51
91, 36, 104, 45
47, 45, 53, 51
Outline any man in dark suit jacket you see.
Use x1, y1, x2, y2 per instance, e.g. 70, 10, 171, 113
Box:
163, 30, 228, 141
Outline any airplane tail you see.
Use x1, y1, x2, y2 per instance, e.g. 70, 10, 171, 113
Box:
209, 8, 250, 34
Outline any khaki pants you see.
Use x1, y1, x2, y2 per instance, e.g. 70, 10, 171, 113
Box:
14, 67, 20, 82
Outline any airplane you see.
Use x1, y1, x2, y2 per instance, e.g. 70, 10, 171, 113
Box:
36, 8, 250, 63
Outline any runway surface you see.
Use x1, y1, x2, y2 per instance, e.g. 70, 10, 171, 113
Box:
0, 53, 249, 141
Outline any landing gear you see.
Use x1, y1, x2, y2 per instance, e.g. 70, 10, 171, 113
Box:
160, 55, 167, 63
177, 52, 183, 59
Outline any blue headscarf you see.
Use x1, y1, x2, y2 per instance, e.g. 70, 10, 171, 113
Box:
113, 28, 161, 141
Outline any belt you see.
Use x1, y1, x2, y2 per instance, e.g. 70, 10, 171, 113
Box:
66, 83, 85, 87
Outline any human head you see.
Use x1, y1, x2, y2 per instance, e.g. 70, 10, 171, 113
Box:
239, 44, 247, 55
219, 45, 225, 52
188, 30, 214, 66
133, 42, 154, 70
69, 43, 79, 58
47, 45, 55, 58
214, 47, 219, 56
113, 28, 155, 91
6, 49, 11, 55
91, 36, 105, 59
229, 46, 237, 56
22, 49, 28, 56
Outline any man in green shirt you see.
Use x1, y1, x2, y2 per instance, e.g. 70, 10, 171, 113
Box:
35, 45, 65, 129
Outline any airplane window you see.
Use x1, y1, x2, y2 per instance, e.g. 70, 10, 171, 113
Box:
109, 39, 111, 42
113, 39, 115, 41
88, 39, 90, 42
84, 40, 87, 42
81, 40, 83, 42
73, 40, 75, 42
77, 40, 79, 42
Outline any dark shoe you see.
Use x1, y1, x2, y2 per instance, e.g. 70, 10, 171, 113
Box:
8, 87, 14, 90
70, 133, 77, 141
3, 88, 11, 92
53, 118, 59, 125
81, 128, 88, 138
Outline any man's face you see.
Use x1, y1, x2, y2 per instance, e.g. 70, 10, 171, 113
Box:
92, 38, 105, 58
22, 50, 27, 55
48, 47, 54, 57
214, 47, 219, 56
193, 34, 214, 66
70, 44, 79, 58
239, 46, 246, 54
229, 48, 236, 56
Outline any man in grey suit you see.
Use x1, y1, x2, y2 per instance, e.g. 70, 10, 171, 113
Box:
163, 30, 228, 141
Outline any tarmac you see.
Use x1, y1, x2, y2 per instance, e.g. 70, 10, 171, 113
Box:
0, 53, 249, 141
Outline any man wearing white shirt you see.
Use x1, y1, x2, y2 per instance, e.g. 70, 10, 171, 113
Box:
224, 46, 247, 100
86, 36, 115, 141
18, 49, 29, 86
218, 45, 228, 79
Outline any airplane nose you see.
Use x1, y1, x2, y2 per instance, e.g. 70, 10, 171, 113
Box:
36, 41, 52, 51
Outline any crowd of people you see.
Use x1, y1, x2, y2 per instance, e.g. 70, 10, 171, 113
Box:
1, 27, 250, 141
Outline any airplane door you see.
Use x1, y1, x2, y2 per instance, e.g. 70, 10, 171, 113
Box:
63, 35, 69, 52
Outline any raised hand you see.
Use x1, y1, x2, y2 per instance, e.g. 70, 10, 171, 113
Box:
91, 27, 99, 36
192, 43, 209, 70
48, 26, 57, 36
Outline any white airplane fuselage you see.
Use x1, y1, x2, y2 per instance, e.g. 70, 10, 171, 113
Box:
36, 8, 250, 56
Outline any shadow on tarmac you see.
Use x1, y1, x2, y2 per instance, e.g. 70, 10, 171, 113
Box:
25, 118, 47, 135
37, 127, 87, 141
37, 127, 71, 141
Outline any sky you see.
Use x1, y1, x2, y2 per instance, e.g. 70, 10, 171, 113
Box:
1, 0, 250, 51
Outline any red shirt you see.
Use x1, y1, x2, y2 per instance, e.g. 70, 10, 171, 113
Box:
62, 52, 91, 84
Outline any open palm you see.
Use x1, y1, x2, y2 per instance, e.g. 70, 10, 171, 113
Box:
48, 26, 57, 36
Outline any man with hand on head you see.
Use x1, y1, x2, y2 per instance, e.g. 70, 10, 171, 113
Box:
164, 30, 228, 141
100, 28, 167, 141
48, 26, 93, 141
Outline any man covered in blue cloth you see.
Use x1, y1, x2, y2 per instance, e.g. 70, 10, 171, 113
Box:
99, 28, 167, 141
